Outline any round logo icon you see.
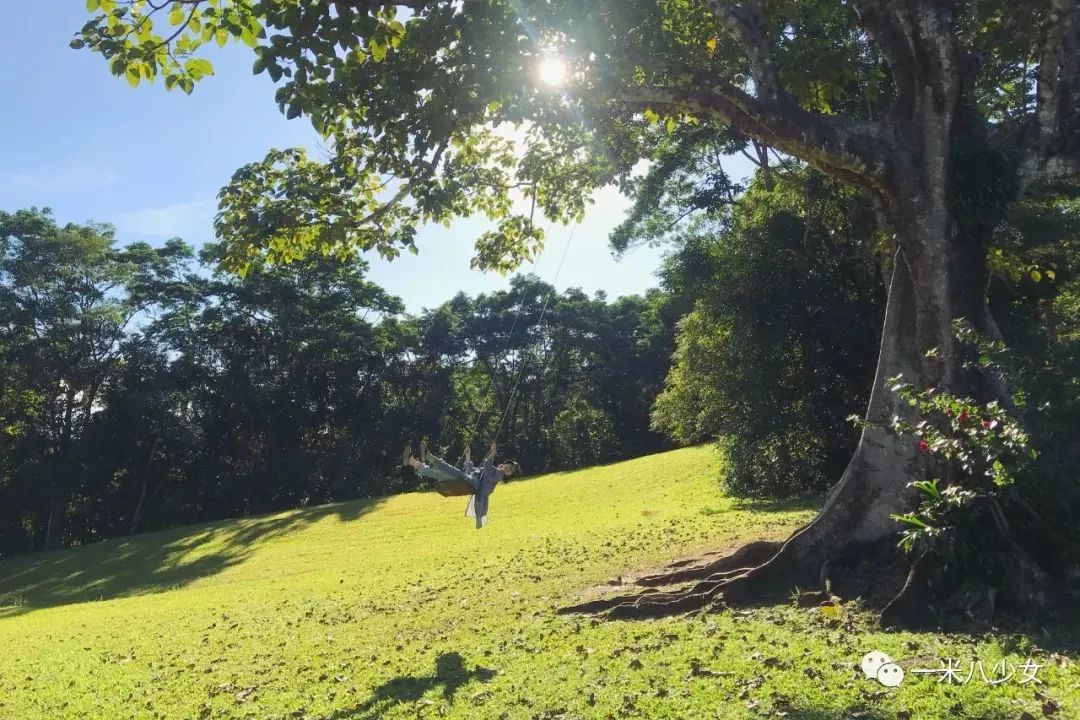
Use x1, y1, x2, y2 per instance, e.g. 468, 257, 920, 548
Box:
861, 650, 904, 687
861, 651, 892, 679
876, 662, 905, 687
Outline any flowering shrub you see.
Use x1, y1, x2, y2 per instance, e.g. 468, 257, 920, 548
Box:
883, 377, 1036, 553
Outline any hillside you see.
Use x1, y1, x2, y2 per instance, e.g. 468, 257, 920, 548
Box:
0, 447, 1075, 719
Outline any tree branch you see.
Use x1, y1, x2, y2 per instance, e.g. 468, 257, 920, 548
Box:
619, 78, 891, 190
1020, 0, 1080, 189
849, 0, 918, 118
694, 2, 902, 191
335, 0, 431, 11
706, 1, 783, 102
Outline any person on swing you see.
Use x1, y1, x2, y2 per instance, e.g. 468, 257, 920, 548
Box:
403, 440, 520, 529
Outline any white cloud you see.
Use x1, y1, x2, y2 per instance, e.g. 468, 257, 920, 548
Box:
116, 199, 216, 241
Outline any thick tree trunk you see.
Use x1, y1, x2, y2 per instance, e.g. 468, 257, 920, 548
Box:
559, 102, 1026, 623
561, 0, 1080, 625
43, 483, 66, 551
130, 435, 163, 535
130, 480, 149, 536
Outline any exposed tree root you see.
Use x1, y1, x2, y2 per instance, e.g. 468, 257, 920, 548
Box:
633, 540, 782, 587
879, 549, 943, 628
556, 259, 1067, 627
560, 530, 823, 619
564, 535, 1062, 627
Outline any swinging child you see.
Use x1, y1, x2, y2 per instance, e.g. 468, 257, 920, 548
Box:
403, 440, 520, 528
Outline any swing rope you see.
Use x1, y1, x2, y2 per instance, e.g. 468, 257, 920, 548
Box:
464, 223, 578, 450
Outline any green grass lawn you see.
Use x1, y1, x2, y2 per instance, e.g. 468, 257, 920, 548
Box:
0, 446, 1076, 719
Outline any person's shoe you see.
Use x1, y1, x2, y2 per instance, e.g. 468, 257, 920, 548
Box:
402, 444, 413, 467
420, 438, 430, 463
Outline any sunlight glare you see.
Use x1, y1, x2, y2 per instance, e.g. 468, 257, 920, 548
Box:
538, 56, 568, 88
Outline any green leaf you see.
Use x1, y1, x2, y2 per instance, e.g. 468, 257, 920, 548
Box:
370, 38, 387, 62
86, 0, 100, 11
125, 65, 141, 88
168, 5, 185, 25
642, 108, 659, 125
890, 513, 929, 529
184, 58, 214, 80
1030, 269, 1042, 283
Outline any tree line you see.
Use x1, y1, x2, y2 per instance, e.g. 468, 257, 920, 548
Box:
4, 167, 1077, 570
0, 208, 681, 557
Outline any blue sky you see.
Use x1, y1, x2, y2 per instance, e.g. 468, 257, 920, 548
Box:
0, 5, 750, 312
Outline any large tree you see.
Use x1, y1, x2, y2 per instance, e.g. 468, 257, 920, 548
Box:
75, 0, 1080, 622
0, 209, 189, 549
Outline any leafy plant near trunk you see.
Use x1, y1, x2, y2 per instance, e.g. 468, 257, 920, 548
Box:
885, 378, 1033, 553
868, 316, 1078, 622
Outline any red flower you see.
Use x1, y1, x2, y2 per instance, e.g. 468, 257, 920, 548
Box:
981, 420, 991, 430
958, 410, 969, 423
917, 439, 929, 453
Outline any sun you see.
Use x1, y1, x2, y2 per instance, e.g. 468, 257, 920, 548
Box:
537, 56, 568, 88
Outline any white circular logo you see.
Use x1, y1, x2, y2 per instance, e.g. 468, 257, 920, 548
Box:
876, 662, 905, 687
860, 651, 892, 680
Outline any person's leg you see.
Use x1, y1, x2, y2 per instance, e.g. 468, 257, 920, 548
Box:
425, 453, 472, 484
410, 455, 469, 483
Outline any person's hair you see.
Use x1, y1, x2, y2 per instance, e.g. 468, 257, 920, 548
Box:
503, 460, 521, 478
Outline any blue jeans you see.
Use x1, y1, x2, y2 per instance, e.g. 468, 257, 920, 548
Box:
417, 454, 476, 488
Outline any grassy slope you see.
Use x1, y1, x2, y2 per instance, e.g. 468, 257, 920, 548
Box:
0, 446, 1075, 719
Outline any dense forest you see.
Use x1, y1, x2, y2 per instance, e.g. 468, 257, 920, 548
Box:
3, 149, 1078, 578
0, 208, 684, 557
3, 163, 1079, 563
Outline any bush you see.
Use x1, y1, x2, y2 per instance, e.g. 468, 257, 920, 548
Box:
652, 173, 884, 497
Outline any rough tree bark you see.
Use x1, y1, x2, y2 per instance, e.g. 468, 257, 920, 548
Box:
562, 0, 1080, 623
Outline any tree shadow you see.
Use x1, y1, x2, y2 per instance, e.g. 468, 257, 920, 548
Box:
0, 497, 386, 612
727, 495, 824, 513
781, 703, 1029, 720
323, 652, 495, 720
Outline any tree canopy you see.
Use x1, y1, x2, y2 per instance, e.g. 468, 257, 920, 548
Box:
75, 1, 1079, 273
71, 1, 1080, 623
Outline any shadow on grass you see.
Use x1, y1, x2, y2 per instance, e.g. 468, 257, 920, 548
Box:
323, 652, 495, 720
782, 704, 1029, 720
726, 494, 824, 513
0, 497, 385, 612
779, 708, 892, 720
